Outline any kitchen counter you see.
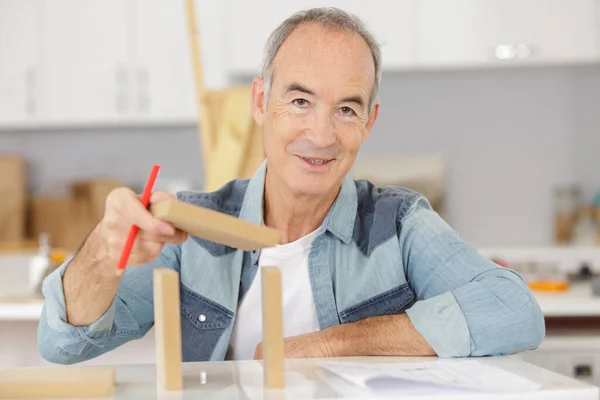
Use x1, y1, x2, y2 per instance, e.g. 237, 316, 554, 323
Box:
533, 282, 600, 317
3, 282, 600, 321
0, 296, 43, 321
5, 355, 595, 399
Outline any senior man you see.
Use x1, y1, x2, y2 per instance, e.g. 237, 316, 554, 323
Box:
38, 7, 544, 364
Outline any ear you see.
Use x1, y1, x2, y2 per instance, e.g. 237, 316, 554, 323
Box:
361, 101, 379, 143
251, 76, 266, 126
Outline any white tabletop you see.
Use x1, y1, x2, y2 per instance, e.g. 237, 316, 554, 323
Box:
15, 356, 591, 400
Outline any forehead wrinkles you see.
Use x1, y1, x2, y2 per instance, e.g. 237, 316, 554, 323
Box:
272, 25, 374, 103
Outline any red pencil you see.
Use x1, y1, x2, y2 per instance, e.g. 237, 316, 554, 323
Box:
116, 164, 161, 276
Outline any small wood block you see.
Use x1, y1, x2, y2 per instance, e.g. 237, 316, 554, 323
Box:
261, 266, 285, 388
150, 200, 279, 251
0, 366, 114, 398
153, 268, 183, 391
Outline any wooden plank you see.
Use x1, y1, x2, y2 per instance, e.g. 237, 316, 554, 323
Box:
261, 266, 285, 388
150, 200, 279, 250
0, 366, 114, 398
153, 268, 183, 391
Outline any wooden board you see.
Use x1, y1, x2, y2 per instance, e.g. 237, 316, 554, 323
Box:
153, 268, 183, 391
150, 200, 279, 250
261, 266, 285, 388
0, 366, 114, 398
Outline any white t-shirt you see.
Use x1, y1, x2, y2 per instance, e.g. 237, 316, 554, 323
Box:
228, 227, 322, 360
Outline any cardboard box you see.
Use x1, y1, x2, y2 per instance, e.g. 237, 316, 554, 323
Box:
0, 156, 26, 244
30, 196, 95, 252
28, 178, 123, 252
71, 179, 122, 224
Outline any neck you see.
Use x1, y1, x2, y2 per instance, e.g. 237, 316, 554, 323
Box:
263, 172, 340, 244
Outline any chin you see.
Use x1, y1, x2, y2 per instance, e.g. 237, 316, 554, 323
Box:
287, 173, 336, 197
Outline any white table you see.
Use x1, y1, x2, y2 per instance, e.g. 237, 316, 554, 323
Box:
15, 356, 593, 400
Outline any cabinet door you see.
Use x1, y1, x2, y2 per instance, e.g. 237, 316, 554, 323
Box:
417, 0, 600, 67
39, 0, 132, 123
0, 0, 42, 124
226, 1, 416, 76
131, 0, 196, 121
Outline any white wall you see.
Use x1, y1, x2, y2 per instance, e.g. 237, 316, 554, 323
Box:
363, 66, 577, 246
0, 65, 598, 246
570, 66, 600, 202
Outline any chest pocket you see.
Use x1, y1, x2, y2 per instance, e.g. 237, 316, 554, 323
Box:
338, 283, 415, 324
180, 284, 234, 362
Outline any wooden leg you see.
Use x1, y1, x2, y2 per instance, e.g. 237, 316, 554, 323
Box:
153, 268, 183, 391
261, 266, 285, 388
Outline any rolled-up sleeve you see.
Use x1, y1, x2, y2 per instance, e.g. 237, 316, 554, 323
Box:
401, 198, 545, 357
38, 243, 181, 365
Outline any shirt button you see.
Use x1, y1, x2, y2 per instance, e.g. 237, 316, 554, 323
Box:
198, 314, 207, 322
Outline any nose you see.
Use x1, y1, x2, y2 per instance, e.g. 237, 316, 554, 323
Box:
305, 109, 336, 148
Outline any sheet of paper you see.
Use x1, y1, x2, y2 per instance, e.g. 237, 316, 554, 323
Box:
318, 359, 542, 396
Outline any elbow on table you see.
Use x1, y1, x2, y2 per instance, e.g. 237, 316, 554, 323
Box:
483, 276, 546, 356
515, 294, 545, 352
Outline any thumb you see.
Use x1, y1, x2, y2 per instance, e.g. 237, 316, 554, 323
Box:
149, 190, 177, 204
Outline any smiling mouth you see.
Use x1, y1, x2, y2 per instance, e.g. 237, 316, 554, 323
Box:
299, 156, 334, 165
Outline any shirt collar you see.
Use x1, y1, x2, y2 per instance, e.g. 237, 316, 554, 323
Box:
240, 159, 357, 263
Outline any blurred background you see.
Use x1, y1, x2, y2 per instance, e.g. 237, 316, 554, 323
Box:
1, 0, 600, 387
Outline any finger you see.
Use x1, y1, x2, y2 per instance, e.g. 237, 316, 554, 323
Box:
129, 238, 163, 261
121, 194, 173, 234
149, 191, 176, 204
138, 229, 188, 244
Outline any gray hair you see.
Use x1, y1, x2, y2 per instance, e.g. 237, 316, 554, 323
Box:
260, 7, 382, 112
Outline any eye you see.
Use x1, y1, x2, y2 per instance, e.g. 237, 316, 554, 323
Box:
340, 106, 356, 116
292, 98, 308, 107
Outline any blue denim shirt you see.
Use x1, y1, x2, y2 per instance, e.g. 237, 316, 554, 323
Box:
38, 160, 545, 364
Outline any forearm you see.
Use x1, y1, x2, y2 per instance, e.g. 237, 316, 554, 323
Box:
323, 313, 436, 357
63, 222, 122, 326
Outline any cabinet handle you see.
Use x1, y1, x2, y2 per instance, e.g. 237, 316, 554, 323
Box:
137, 66, 149, 113
25, 67, 36, 117
115, 66, 128, 114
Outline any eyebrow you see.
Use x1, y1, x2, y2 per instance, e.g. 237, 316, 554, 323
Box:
340, 95, 365, 109
284, 82, 366, 109
284, 82, 315, 96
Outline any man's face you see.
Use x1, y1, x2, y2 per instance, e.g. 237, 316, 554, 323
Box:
252, 23, 379, 197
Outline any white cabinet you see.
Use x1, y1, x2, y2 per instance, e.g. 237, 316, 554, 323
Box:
1, 0, 600, 128
39, 0, 132, 123
225, 0, 417, 76
517, 335, 600, 387
130, 0, 196, 121
0, 0, 42, 124
416, 0, 600, 68
32, 0, 204, 126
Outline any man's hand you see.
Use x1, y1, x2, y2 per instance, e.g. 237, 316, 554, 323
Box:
253, 314, 435, 360
63, 188, 187, 327
99, 188, 188, 269
253, 331, 333, 360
